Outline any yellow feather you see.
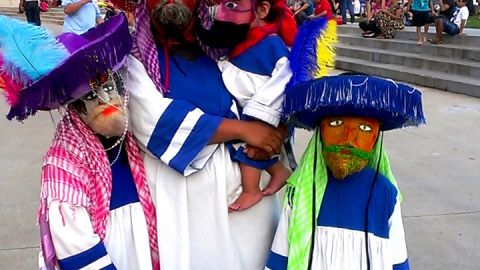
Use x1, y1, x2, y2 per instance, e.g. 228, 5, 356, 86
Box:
312, 20, 338, 79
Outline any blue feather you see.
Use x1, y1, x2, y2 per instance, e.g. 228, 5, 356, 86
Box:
0, 15, 68, 83
287, 18, 329, 89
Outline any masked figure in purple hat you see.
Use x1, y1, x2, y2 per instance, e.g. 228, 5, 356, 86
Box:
0, 14, 159, 270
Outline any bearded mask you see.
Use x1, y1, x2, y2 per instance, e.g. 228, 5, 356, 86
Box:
320, 116, 380, 179
71, 71, 127, 138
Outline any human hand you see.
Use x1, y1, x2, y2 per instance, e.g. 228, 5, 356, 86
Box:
240, 121, 284, 156
243, 145, 272, 160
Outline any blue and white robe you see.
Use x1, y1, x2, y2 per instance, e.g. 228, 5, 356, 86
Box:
127, 55, 281, 270
39, 142, 152, 270
218, 35, 292, 169
266, 168, 410, 270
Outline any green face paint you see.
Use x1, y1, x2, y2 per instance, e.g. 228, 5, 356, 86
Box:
322, 144, 373, 160
322, 144, 373, 179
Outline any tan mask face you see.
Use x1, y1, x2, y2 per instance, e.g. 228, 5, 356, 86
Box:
78, 72, 127, 138
320, 116, 380, 179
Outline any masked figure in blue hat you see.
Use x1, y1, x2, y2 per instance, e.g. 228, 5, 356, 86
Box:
266, 19, 426, 270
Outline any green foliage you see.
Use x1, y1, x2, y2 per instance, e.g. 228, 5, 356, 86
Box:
466, 15, 480, 29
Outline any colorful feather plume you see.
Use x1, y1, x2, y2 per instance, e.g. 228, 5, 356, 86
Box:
0, 15, 69, 84
287, 18, 338, 89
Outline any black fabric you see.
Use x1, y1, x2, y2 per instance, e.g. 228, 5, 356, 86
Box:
441, 0, 457, 19
195, 19, 250, 49
25, 1, 41, 26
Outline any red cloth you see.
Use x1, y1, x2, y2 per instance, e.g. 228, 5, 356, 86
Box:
229, 7, 298, 58
314, 0, 333, 19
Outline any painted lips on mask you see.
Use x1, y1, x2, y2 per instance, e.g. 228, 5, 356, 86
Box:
195, 19, 250, 49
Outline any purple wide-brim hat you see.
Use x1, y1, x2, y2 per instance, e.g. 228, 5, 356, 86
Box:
7, 14, 132, 121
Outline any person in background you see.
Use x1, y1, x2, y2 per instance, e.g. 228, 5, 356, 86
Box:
359, 0, 387, 36
291, 0, 315, 25
310, 0, 334, 19
430, 0, 469, 44
19, 0, 41, 25
407, 0, 433, 45
339, 0, 355, 23
374, 0, 404, 38
62, 0, 104, 34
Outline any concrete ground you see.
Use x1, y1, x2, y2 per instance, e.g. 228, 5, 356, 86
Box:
0, 23, 479, 269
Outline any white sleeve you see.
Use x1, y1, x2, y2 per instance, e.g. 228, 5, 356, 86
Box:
48, 200, 115, 269
388, 199, 409, 267
126, 55, 222, 176
242, 57, 292, 127
266, 203, 291, 270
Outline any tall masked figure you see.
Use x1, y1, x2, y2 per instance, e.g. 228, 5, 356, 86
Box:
106, 0, 288, 269
0, 15, 159, 270
266, 19, 425, 270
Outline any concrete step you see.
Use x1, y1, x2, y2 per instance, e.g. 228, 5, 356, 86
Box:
338, 34, 480, 61
335, 56, 480, 98
2, 13, 64, 24
336, 44, 480, 78
337, 23, 480, 46
1, 10, 64, 19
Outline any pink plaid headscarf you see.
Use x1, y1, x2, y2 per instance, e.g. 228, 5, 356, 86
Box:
39, 108, 159, 270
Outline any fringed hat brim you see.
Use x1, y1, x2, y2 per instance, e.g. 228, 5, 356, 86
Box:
7, 14, 132, 121
282, 73, 426, 131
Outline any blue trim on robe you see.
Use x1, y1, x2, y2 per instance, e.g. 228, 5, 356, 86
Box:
230, 35, 289, 76
158, 51, 238, 120
145, 100, 222, 174
394, 259, 410, 270
101, 137, 140, 210
230, 145, 278, 170
147, 100, 196, 157
168, 113, 222, 173
318, 168, 398, 239
58, 241, 109, 270
100, 264, 117, 270
266, 251, 288, 270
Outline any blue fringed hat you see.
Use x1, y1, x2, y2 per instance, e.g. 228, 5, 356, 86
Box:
282, 18, 425, 131
282, 73, 426, 131
0, 14, 132, 121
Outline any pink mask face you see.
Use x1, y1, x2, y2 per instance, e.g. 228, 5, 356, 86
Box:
215, 0, 253, 24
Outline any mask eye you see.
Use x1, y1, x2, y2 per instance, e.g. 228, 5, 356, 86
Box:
359, 124, 372, 132
83, 91, 97, 101
224, 1, 238, 9
329, 119, 343, 127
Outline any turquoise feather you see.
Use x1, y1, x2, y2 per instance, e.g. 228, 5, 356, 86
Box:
0, 15, 68, 83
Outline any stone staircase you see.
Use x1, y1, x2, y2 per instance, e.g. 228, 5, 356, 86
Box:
336, 24, 480, 98
0, 6, 65, 25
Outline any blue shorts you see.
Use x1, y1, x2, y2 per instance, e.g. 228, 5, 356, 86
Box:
443, 19, 460, 35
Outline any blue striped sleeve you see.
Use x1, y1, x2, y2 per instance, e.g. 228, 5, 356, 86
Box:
57, 241, 113, 270
266, 251, 288, 270
147, 100, 197, 158
168, 113, 222, 173
394, 259, 410, 270
100, 263, 117, 270
147, 100, 222, 174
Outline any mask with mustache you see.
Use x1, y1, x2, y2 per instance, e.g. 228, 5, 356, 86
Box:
195, 19, 250, 49
322, 145, 372, 179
